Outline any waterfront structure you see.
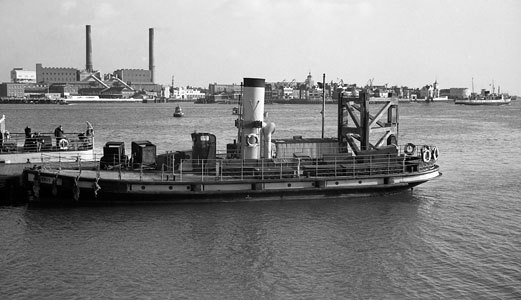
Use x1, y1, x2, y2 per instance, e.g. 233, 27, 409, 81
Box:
449, 88, 470, 100
10, 68, 36, 83
205, 83, 242, 103
113, 69, 152, 84
0, 83, 25, 98
170, 86, 205, 101
36, 63, 79, 84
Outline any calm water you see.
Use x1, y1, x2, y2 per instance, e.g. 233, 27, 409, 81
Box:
1, 100, 520, 299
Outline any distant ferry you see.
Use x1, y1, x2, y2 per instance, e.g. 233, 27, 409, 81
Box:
62, 95, 142, 103
455, 94, 511, 106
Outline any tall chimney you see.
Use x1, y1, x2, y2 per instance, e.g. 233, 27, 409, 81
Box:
86, 25, 93, 72
149, 28, 154, 83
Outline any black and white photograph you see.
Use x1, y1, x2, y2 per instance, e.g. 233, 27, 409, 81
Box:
1, 0, 520, 299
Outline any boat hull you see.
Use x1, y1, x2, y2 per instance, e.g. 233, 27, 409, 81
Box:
0, 149, 96, 164
455, 98, 511, 105
23, 167, 441, 204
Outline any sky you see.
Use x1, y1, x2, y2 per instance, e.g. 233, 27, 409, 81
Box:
1, 0, 520, 95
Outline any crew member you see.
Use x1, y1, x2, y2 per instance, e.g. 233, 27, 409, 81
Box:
54, 125, 65, 147
25, 126, 32, 138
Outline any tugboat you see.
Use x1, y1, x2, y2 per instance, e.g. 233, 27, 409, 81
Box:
173, 105, 184, 117
22, 77, 441, 204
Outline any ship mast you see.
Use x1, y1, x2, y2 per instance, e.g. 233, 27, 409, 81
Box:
321, 73, 326, 139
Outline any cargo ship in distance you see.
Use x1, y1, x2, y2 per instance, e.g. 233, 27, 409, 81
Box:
23, 77, 441, 204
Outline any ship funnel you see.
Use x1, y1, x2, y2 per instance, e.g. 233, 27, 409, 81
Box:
241, 78, 265, 160
86, 25, 93, 72
149, 28, 155, 83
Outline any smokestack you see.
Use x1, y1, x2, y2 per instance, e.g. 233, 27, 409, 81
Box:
86, 25, 93, 72
149, 28, 154, 83
241, 78, 265, 160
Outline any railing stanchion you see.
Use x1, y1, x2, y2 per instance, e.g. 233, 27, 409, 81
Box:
179, 160, 183, 181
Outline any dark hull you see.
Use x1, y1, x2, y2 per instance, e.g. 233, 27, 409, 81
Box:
24, 169, 440, 205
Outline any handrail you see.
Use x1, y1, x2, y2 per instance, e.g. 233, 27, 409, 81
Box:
28, 144, 438, 184
1, 132, 93, 153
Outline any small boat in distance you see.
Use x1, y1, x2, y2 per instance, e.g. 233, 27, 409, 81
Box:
232, 107, 239, 115
173, 105, 184, 117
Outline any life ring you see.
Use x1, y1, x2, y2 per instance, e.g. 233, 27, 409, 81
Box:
246, 133, 259, 147
404, 143, 416, 155
431, 146, 439, 161
421, 146, 431, 163
59, 139, 69, 149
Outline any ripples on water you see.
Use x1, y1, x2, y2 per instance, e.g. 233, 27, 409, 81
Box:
1, 101, 521, 299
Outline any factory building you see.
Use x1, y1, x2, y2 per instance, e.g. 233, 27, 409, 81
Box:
26, 25, 162, 98
11, 68, 36, 83
0, 83, 25, 98
113, 69, 152, 84
36, 63, 79, 84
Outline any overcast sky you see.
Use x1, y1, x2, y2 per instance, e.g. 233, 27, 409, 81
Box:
1, 0, 520, 94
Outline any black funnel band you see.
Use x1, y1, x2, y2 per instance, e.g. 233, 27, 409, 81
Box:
244, 78, 265, 87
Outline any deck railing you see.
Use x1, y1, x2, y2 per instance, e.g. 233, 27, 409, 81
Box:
157, 144, 437, 182
1, 132, 93, 153
33, 143, 438, 183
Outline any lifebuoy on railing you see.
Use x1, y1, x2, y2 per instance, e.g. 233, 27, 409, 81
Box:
246, 133, 259, 147
59, 139, 69, 150
431, 146, 439, 161
404, 143, 416, 155
421, 146, 431, 163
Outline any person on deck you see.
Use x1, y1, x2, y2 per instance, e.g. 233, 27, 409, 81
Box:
54, 125, 65, 148
25, 126, 32, 138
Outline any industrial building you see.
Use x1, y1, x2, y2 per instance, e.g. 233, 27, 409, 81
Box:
10, 68, 36, 83
1, 25, 162, 101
